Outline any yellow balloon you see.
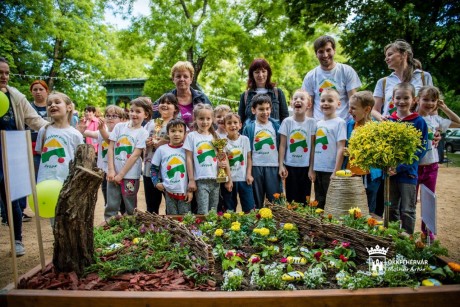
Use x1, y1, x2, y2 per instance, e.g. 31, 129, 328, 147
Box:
0, 91, 10, 117
28, 180, 63, 218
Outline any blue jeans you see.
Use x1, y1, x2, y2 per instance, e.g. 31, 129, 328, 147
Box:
0, 171, 23, 241
222, 181, 255, 212
364, 174, 381, 214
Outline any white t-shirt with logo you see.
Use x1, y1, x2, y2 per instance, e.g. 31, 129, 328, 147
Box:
225, 135, 251, 182
183, 131, 218, 180
373, 70, 433, 116
97, 132, 110, 172
143, 120, 168, 176
251, 121, 278, 167
152, 144, 188, 194
302, 63, 362, 121
279, 116, 317, 167
313, 117, 347, 172
420, 115, 451, 165
109, 122, 148, 179
36, 125, 84, 183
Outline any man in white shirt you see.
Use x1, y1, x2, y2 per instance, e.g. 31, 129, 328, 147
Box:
302, 35, 362, 121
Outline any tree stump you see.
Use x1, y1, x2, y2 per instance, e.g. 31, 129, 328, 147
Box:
53, 144, 104, 276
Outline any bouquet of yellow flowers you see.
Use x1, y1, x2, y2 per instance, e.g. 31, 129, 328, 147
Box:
348, 121, 423, 170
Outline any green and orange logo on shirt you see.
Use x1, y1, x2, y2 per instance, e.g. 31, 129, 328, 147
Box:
115, 137, 133, 157
197, 142, 217, 164
228, 148, 244, 167
254, 130, 275, 151
315, 129, 329, 150
101, 140, 109, 158
318, 80, 337, 95
166, 156, 186, 179
289, 131, 308, 153
41, 138, 66, 163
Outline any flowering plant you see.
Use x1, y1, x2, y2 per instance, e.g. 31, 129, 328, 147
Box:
257, 208, 277, 231
214, 228, 224, 245
251, 227, 270, 247
342, 207, 367, 229
277, 223, 300, 248
228, 221, 245, 248
273, 193, 286, 205
221, 249, 244, 271
247, 254, 263, 275
221, 268, 243, 291
348, 121, 424, 170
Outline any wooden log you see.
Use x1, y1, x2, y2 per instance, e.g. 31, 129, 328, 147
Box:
53, 144, 104, 276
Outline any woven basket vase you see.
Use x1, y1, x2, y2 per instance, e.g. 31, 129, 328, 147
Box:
325, 177, 369, 217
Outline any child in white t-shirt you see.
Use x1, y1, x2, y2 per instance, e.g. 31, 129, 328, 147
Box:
309, 88, 347, 209
36, 92, 84, 184
184, 103, 232, 214
222, 113, 255, 212
279, 89, 316, 204
214, 104, 231, 212
242, 93, 281, 209
105, 98, 151, 221
415, 86, 460, 238
151, 119, 192, 215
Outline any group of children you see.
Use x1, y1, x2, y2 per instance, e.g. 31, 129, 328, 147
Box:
34, 82, 460, 236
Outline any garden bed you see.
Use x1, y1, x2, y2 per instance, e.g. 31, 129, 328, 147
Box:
2, 201, 460, 305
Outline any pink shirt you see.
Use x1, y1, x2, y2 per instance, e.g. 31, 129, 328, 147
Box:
85, 117, 99, 152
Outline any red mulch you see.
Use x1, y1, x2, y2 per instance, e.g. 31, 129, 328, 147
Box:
18, 263, 216, 291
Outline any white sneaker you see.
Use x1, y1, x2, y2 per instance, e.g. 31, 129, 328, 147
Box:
14, 240, 25, 257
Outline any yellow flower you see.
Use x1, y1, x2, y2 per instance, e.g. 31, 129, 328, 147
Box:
315, 208, 324, 214
283, 223, 294, 231
348, 207, 361, 215
378, 226, 385, 232
230, 224, 241, 231
259, 208, 273, 219
259, 228, 270, 236
253, 228, 261, 234
223, 212, 231, 219
214, 229, 224, 237
239, 211, 245, 216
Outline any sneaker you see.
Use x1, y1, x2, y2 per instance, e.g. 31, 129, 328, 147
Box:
14, 241, 25, 257
22, 213, 32, 222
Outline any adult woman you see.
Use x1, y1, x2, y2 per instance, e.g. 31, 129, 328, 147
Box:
372, 39, 433, 121
238, 58, 289, 126
371, 40, 434, 217
0, 57, 47, 256
152, 61, 211, 130
83, 106, 99, 152
29, 80, 50, 175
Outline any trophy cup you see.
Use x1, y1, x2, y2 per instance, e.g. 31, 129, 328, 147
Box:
151, 118, 164, 144
212, 138, 228, 183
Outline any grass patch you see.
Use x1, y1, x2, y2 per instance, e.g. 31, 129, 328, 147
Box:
444, 152, 460, 167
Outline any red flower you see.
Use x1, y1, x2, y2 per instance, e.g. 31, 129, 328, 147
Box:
236, 252, 244, 258
280, 257, 288, 263
177, 217, 183, 222
217, 211, 224, 216
251, 257, 261, 264
340, 254, 348, 262
195, 218, 202, 224
314, 251, 322, 261
256, 213, 261, 220
342, 242, 350, 249
225, 251, 234, 258
331, 240, 339, 246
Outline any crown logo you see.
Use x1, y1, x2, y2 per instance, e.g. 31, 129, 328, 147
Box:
366, 245, 389, 256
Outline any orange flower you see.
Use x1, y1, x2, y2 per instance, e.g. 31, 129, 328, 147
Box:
273, 193, 280, 200
367, 218, 378, 227
415, 241, 425, 249
448, 262, 460, 272
327, 214, 333, 221
310, 200, 319, 208
354, 211, 362, 219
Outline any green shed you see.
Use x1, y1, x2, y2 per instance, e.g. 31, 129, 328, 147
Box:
102, 78, 147, 107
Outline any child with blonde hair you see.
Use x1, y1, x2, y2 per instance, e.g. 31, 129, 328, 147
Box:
184, 103, 232, 214
279, 89, 316, 204
36, 92, 84, 183
343, 91, 382, 213
214, 104, 231, 138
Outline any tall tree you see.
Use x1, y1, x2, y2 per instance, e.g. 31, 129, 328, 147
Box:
121, 0, 311, 100
284, 0, 460, 95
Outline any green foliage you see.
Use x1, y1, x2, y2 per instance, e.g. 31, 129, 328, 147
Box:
285, 0, 460, 96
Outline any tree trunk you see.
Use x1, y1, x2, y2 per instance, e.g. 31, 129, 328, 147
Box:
53, 144, 104, 276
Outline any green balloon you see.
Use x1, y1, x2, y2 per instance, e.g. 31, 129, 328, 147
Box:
29, 180, 63, 218
0, 91, 9, 117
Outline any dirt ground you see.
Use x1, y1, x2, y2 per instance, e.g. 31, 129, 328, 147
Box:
1, 165, 459, 289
